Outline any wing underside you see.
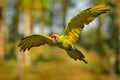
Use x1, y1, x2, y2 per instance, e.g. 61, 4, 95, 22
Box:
18, 34, 53, 52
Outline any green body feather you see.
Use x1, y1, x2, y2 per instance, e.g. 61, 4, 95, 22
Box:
18, 5, 110, 63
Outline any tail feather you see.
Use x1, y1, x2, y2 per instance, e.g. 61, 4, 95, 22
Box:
66, 48, 87, 64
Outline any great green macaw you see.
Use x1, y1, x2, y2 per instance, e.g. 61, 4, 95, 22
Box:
18, 5, 110, 63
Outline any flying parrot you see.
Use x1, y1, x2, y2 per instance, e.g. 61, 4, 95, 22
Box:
18, 5, 110, 64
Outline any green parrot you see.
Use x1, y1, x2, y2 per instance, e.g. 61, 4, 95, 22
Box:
18, 5, 110, 63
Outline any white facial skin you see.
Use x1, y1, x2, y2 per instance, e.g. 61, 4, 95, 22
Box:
51, 35, 59, 44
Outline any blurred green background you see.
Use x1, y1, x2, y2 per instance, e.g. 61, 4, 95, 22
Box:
0, 0, 119, 80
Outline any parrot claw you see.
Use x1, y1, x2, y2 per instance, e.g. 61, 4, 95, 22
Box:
68, 46, 75, 51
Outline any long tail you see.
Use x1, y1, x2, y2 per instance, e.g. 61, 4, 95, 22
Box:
66, 48, 87, 64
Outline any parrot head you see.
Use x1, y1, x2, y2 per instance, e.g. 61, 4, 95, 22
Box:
50, 34, 59, 44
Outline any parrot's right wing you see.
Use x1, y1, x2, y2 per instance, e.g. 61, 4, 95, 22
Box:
18, 34, 53, 52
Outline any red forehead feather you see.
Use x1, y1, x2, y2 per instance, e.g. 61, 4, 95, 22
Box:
50, 34, 58, 38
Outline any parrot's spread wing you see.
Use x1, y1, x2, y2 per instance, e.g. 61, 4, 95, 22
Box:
18, 34, 53, 52
63, 5, 110, 44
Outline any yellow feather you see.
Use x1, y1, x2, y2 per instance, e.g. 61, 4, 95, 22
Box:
63, 5, 110, 44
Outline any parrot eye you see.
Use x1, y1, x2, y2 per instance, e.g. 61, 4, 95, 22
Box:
50, 34, 59, 44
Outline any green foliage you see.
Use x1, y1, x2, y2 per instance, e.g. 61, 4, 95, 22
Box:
91, 0, 108, 5
0, 52, 119, 80
21, 0, 33, 9
79, 28, 98, 50
31, 0, 56, 25
0, 7, 3, 19
0, 0, 119, 79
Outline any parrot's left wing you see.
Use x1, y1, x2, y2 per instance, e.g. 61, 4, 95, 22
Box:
18, 34, 53, 52
63, 5, 110, 44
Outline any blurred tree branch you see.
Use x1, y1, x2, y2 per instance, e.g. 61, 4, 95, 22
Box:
109, 0, 120, 74
0, 0, 5, 62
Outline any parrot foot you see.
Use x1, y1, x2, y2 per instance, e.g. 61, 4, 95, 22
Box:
68, 46, 75, 51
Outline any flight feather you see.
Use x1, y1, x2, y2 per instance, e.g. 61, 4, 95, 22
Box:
63, 5, 110, 44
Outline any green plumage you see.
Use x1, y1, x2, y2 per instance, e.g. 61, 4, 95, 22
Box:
18, 5, 110, 63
